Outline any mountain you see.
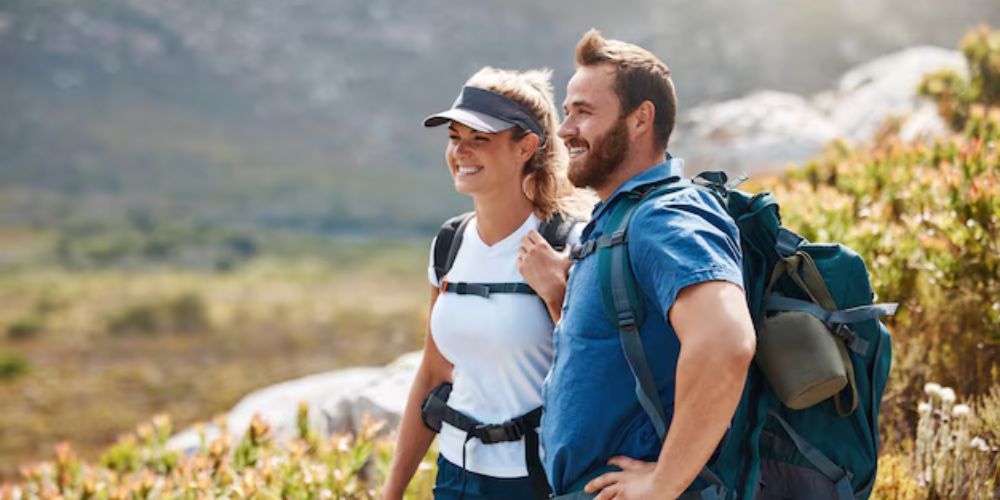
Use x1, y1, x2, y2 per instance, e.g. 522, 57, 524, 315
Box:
1, 0, 997, 236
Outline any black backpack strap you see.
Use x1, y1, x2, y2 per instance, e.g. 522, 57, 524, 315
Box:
538, 212, 577, 251
442, 282, 537, 298
432, 212, 474, 283
421, 383, 551, 500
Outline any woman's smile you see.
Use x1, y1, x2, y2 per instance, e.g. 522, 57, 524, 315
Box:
456, 165, 484, 176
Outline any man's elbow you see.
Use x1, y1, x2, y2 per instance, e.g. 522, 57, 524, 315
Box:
728, 329, 756, 373
690, 324, 756, 375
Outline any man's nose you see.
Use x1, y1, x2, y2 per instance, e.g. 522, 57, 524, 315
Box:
557, 118, 575, 140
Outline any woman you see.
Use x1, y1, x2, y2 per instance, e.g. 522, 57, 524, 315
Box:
381, 67, 591, 500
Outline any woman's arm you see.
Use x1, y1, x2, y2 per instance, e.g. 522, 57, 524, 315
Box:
518, 229, 572, 323
381, 287, 453, 500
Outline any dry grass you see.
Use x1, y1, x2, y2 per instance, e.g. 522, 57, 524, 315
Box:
0, 246, 430, 480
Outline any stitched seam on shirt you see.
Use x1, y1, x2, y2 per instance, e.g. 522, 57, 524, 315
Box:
662, 266, 744, 314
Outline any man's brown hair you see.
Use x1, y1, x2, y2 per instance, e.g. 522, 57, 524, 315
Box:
574, 29, 677, 150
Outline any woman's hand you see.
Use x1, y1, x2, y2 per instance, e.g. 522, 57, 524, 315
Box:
518, 229, 572, 322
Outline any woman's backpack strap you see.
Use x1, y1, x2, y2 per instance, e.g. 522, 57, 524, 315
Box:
538, 212, 578, 252
432, 212, 474, 283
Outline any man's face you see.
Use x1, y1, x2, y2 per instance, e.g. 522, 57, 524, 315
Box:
559, 64, 629, 193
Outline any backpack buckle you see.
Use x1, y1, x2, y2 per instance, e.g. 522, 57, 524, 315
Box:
617, 311, 638, 330
475, 421, 523, 444
608, 229, 627, 246
830, 322, 870, 355
830, 323, 855, 344
724, 173, 749, 191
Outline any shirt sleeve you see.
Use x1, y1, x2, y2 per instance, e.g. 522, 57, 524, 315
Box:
427, 235, 440, 288
627, 188, 744, 318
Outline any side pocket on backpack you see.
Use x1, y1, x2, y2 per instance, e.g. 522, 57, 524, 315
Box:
756, 458, 841, 500
756, 310, 849, 410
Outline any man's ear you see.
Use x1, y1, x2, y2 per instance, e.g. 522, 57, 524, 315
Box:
516, 133, 540, 163
630, 101, 656, 137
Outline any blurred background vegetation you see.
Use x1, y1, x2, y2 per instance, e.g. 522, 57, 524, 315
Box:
1, 1, 999, 497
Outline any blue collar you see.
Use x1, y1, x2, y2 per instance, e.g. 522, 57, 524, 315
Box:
589, 158, 686, 224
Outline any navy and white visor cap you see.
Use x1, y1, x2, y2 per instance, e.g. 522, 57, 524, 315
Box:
423, 86, 547, 145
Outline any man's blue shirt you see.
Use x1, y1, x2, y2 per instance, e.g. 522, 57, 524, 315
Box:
540, 159, 744, 493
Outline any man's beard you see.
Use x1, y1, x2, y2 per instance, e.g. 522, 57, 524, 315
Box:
568, 117, 629, 191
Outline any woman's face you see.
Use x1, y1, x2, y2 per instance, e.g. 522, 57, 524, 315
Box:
445, 121, 533, 199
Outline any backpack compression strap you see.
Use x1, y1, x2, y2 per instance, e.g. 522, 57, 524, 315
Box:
582, 179, 729, 499
763, 251, 898, 417
767, 410, 854, 500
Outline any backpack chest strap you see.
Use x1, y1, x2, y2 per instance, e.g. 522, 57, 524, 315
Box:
440, 281, 536, 298
570, 229, 627, 260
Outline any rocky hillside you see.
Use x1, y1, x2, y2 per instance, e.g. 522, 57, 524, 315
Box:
2, 0, 998, 235
674, 46, 966, 173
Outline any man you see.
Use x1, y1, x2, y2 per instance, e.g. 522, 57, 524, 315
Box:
541, 30, 757, 499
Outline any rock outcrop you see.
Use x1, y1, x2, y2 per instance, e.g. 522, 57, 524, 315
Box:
167, 352, 421, 452
673, 46, 966, 176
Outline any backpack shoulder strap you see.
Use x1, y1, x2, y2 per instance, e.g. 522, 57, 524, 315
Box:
596, 179, 730, 498
596, 181, 690, 438
538, 212, 577, 251
432, 212, 474, 283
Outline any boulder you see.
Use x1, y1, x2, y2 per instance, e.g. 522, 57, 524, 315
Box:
673, 46, 965, 176
674, 91, 840, 175
820, 46, 966, 144
167, 352, 421, 452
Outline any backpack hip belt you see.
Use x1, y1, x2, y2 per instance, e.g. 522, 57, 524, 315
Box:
421, 382, 550, 500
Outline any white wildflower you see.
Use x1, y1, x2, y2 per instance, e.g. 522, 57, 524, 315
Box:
952, 404, 971, 417
924, 382, 943, 397
918, 402, 932, 414
917, 468, 931, 487
970, 436, 989, 452
940, 387, 957, 403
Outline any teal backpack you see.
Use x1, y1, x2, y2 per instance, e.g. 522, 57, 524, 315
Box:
582, 171, 896, 499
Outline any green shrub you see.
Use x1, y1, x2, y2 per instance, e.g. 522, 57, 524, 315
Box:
6, 315, 44, 340
769, 28, 1000, 488
0, 352, 30, 380
14, 410, 435, 499
107, 292, 210, 335
56, 213, 259, 270
168, 292, 210, 332
107, 305, 158, 335
919, 25, 1000, 130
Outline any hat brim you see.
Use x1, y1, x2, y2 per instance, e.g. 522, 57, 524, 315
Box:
423, 108, 515, 133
